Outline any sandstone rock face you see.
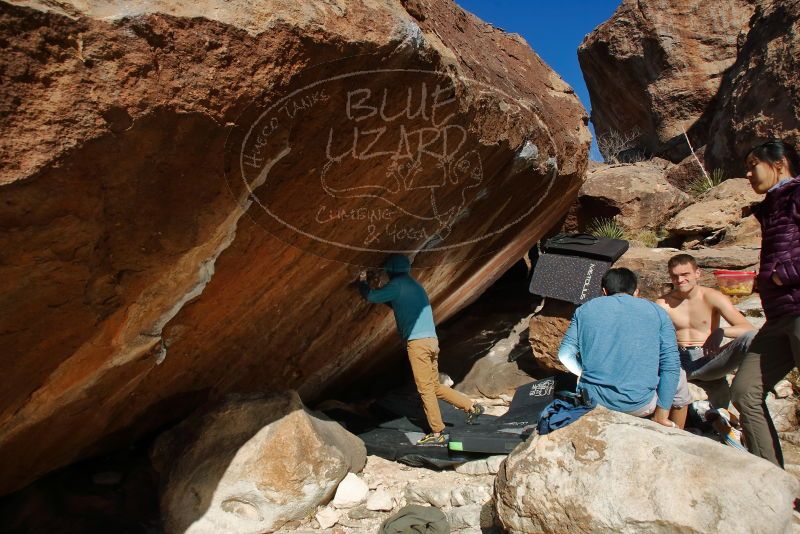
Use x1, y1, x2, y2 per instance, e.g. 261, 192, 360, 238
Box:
719, 215, 761, 248
150, 391, 366, 534
706, 1, 800, 175
0, 0, 589, 493
615, 246, 759, 299
665, 148, 707, 192
578, 0, 754, 161
578, 162, 690, 232
688, 246, 761, 270
495, 407, 799, 534
455, 313, 539, 398
665, 178, 762, 239
527, 299, 575, 373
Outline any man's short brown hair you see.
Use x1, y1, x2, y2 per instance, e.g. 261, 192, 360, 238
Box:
667, 253, 698, 270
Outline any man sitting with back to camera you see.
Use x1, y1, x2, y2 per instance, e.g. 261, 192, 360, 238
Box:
656, 253, 757, 410
558, 267, 691, 428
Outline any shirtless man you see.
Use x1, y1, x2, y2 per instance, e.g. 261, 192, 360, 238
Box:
656, 254, 757, 410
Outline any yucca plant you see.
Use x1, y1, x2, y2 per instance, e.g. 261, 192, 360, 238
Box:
688, 168, 726, 197
587, 217, 626, 240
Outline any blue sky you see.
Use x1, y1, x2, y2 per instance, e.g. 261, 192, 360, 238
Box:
454, 0, 622, 160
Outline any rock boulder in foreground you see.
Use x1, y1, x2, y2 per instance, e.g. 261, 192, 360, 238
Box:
151, 391, 366, 534
495, 407, 799, 534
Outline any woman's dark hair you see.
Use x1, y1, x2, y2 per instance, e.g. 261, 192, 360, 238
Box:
601, 268, 638, 296
746, 139, 800, 177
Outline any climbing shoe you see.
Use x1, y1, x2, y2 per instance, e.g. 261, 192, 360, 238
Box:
417, 432, 447, 446
465, 403, 485, 425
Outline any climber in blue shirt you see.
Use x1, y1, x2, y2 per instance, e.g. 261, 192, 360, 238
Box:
358, 254, 483, 445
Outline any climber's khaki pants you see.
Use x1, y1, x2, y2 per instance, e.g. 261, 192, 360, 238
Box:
406, 337, 473, 434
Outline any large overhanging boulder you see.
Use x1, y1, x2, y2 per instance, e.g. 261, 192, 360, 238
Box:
578, 0, 754, 161
0, 0, 589, 494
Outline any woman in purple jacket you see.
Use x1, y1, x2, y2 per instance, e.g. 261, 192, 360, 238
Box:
731, 139, 800, 467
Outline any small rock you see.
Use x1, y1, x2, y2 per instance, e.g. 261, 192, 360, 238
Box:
446, 504, 483, 530
366, 489, 395, 511
338, 514, 383, 530
455, 455, 506, 476
775, 380, 794, 399
347, 505, 383, 520
486, 455, 505, 474
687, 382, 708, 402
450, 485, 492, 507
455, 458, 488, 476
315, 506, 339, 529
404, 483, 451, 508
332, 473, 369, 509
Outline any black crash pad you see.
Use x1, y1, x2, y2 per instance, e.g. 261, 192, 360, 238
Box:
359, 428, 479, 469
360, 377, 557, 464
448, 377, 555, 454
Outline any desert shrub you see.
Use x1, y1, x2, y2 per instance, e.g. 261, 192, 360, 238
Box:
688, 168, 726, 197
587, 217, 626, 240
597, 128, 646, 164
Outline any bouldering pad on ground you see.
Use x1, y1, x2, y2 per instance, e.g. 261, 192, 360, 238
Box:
360, 378, 557, 462
449, 377, 555, 454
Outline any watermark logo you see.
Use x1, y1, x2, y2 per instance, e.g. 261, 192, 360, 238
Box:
225, 60, 556, 268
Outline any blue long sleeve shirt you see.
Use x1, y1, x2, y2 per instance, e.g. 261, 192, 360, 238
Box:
359, 275, 437, 342
557, 293, 680, 412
